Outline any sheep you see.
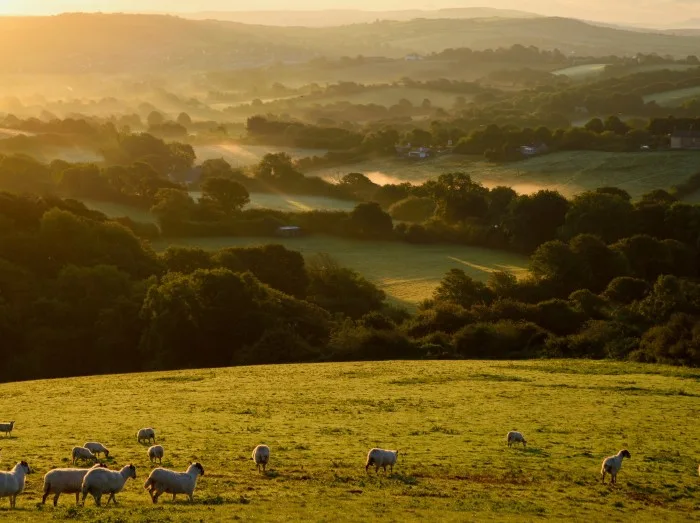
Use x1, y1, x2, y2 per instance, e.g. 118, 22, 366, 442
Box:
507, 431, 527, 448
148, 445, 164, 464
0, 421, 15, 437
81, 464, 136, 506
137, 428, 156, 445
252, 444, 270, 473
72, 446, 98, 465
601, 449, 632, 485
84, 442, 110, 458
144, 462, 205, 503
0, 461, 31, 508
42, 463, 108, 506
365, 448, 399, 474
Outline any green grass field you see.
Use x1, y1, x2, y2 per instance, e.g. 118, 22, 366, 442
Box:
552, 64, 609, 80
645, 86, 700, 107
0, 360, 698, 521
152, 235, 528, 308
313, 151, 700, 199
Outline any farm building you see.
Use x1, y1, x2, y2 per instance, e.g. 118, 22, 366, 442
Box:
670, 130, 700, 150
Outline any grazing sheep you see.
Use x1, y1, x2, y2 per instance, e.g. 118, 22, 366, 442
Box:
137, 428, 156, 444
0, 461, 31, 508
252, 444, 270, 473
148, 445, 164, 464
507, 431, 527, 448
84, 442, 110, 458
144, 462, 205, 503
365, 448, 399, 474
81, 464, 136, 506
72, 446, 97, 465
601, 449, 631, 485
0, 421, 15, 437
42, 463, 108, 506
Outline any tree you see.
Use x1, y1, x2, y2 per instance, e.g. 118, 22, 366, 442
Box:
200, 177, 250, 216
306, 253, 385, 319
346, 202, 394, 238
338, 172, 378, 200
150, 189, 195, 231
388, 196, 436, 222
176, 112, 192, 127
147, 111, 165, 127
433, 269, 494, 309
505, 190, 569, 252
562, 191, 634, 243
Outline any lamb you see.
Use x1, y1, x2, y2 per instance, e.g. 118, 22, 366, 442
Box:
137, 428, 156, 444
72, 446, 97, 465
148, 445, 164, 464
0, 421, 15, 437
81, 464, 136, 506
84, 442, 110, 458
0, 461, 31, 508
252, 444, 270, 473
507, 431, 527, 448
365, 448, 399, 474
143, 462, 205, 503
601, 449, 632, 484
42, 463, 108, 506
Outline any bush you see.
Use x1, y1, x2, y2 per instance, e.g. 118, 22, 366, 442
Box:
452, 320, 549, 359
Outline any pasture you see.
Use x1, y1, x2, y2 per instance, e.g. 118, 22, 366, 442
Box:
313, 150, 700, 199
0, 360, 698, 521
644, 86, 700, 107
552, 63, 609, 80
152, 235, 528, 308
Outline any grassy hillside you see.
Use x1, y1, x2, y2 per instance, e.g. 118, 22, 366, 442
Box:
4, 14, 700, 74
311, 151, 700, 199
0, 360, 697, 521
152, 236, 528, 308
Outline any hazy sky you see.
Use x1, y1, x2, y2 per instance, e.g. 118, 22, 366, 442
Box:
1, 0, 698, 25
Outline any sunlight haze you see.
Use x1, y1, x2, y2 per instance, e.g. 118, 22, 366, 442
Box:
2, 0, 700, 26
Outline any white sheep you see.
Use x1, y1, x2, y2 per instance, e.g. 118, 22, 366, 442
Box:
0, 421, 15, 437
42, 463, 108, 506
81, 464, 136, 506
0, 461, 31, 508
137, 428, 156, 444
365, 448, 399, 474
252, 444, 270, 473
507, 431, 527, 448
72, 446, 97, 465
84, 442, 110, 458
148, 445, 164, 464
601, 449, 631, 484
144, 462, 205, 503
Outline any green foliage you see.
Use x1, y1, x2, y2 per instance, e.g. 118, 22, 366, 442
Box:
388, 196, 436, 222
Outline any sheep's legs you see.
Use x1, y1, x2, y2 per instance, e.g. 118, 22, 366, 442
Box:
188, 494, 194, 502
107, 493, 117, 505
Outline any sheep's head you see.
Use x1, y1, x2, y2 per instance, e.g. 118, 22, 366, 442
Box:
128, 464, 137, 479
104, 450, 110, 458
19, 461, 30, 474
620, 449, 631, 459
195, 462, 205, 476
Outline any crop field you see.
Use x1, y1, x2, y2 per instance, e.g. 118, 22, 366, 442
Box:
313, 151, 700, 199
644, 86, 700, 107
152, 235, 529, 308
0, 360, 697, 521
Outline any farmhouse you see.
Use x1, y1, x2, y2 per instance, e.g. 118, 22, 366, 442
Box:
670, 130, 700, 150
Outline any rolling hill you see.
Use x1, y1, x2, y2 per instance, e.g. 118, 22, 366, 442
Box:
3, 14, 700, 74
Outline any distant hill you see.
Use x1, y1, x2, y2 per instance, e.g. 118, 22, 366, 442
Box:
3, 13, 700, 74
186, 7, 540, 27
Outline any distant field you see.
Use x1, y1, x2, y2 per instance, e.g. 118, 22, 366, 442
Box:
194, 144, 328, 168
0, 360, 698, 521
645, 86, 700, 107
553, 63, 608, 80
84, 192, 357, 220
152, 235, 529, 308
294, 86, 473, 109
311, 151, 700, 199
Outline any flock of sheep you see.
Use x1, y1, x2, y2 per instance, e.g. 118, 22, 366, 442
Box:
0, 422, 690, 510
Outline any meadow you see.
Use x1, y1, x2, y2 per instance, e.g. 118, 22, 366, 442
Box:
0, 360, 698, 521
152, 235, 529, 308
645, 86, 700, 107
312, 150, 700, 198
